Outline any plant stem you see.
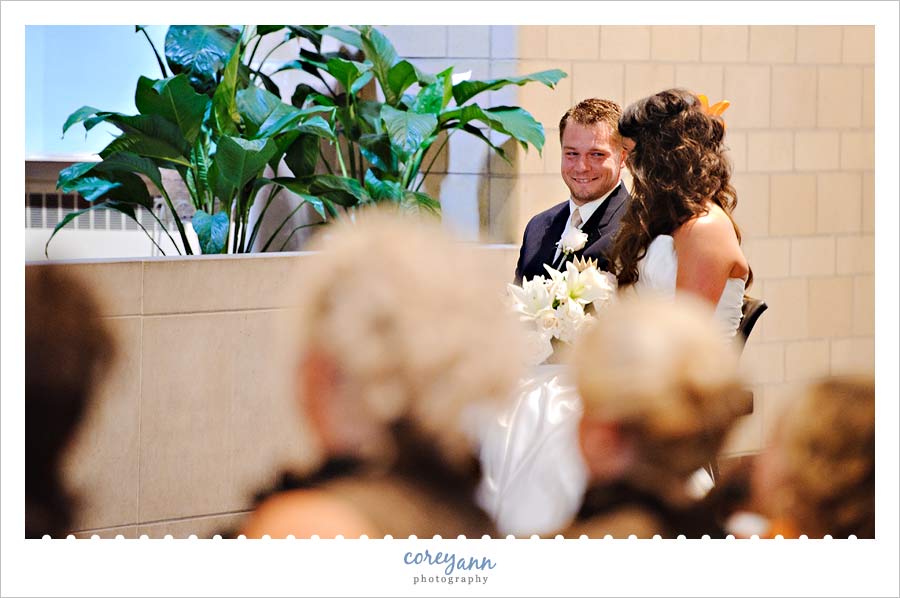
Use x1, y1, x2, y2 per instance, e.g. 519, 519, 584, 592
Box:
134, 215, 169, 255
237, 184, 255, 252
319, 146, 334, 175
157, 182, 193, 255
246, 34, 263, 81
415, 129, 455, 192
348, 137, 357, 180
138, 27, 168, 79
246, 185, 283, 251
260, 199, 309, 252
147, 204, 181, 254
335, 140, 348, 177
256, 38, 291, 79
402, 146, 425, 190
231, 199, 240, 254
277, 221, 326, 252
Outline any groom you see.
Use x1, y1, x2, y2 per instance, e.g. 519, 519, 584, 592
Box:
514, 98, 631, 284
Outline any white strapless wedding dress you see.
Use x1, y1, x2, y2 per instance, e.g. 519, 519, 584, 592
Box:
476, 234, 746, 536
631, 234, 745, 338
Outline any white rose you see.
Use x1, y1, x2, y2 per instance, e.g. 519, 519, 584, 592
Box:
554, 299, 591, 343
535, 308, 559, 335
558, 227, 588, 254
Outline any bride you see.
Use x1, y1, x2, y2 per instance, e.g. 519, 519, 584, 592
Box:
612, 88, 750, 333
477, 88, 751, 536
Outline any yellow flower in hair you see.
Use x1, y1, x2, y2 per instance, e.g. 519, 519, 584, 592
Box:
697, 93, 731, 127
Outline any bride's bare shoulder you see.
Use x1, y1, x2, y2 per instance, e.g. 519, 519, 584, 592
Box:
673, 204, 737, 244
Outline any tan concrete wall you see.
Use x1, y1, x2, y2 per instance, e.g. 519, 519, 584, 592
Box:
32, 247, 520, 538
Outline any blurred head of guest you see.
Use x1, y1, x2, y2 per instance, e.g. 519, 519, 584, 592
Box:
241, 208, 526, 539
567, 295, 746, 537
753, 375, 875, 539
26, 266, 114, 538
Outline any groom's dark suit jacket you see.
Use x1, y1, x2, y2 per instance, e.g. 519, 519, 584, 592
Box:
514, 184, 631, 284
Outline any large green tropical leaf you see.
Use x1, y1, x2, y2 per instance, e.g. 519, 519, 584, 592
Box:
93, 151, 166, 198
57, 162, 99, 188
252, 69, 282, 97
236, 86, 295, 138
441, 104, 546, 153
356, 100, 383, 134
165, 25, 240, 96
357, 26, 399, 104
86, 168, 155, 208
78, 112, 192, 166
57, 176, 123, 202
364, 169, 403, 202
214, 136, 279, 190
411, 68, 453, 115
212, 41, 242, 136
58, 164, 153, 209
45, 201, 146, 257
62, 106, 103, 135
93, 113, 189, 149
451, 69, 567, 106
323, 57, 373, 95
255, 25, 286, 37
265, 177, 331, 219
287, 25, 330, 51
318, 26, 363, 50
189, 140, 213, 208
309, 174, 370, 207
135, 75, 209, 144
275, 174, 368, 207
296, 115, 336, 140
359, 133, 399, 174
386, 60, 436, 101
381, 105, 438, 157
291, 83, 319, 109
192, 210, 230, 254
237, 87, 333, 139
207, 160, 234, 205
284, 133, 320, 178
401, 190, 441, 215
481, 107, 546, 152
99, 134, 192, 168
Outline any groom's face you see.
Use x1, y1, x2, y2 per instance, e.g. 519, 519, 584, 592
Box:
560, 121, 626, 206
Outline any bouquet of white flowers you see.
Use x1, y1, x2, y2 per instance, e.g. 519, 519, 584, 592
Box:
508, 256, 618, 365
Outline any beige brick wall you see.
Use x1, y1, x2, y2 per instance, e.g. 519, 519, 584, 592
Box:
394, 25, 874, 455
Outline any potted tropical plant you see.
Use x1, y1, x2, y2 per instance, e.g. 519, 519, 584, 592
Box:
275, 25, 567, 211
51, 25, 367, 256
50, 25, 567, 255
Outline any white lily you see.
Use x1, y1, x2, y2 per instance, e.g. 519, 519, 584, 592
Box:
507, 276, 553, 317
572, 263, 618, 306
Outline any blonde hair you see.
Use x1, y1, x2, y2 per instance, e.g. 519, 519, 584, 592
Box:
573, 296, 745, 493
295, 208, 526, 468
771, 376, 875, 538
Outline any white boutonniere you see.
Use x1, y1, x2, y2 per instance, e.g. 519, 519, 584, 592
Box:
557, 227, 588, 257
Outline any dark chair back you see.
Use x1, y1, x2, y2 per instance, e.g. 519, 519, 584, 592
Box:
738, 297, 768, 347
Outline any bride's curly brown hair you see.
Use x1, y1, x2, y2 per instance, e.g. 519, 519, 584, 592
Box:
609, 88, 751, 288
